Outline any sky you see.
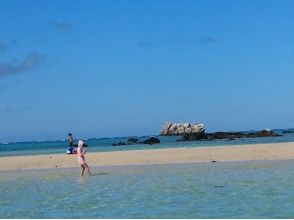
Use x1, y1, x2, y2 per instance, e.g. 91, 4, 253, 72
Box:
0, 0, 294, 142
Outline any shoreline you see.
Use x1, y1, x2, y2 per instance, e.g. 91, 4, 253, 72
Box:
1, 142, 294, 171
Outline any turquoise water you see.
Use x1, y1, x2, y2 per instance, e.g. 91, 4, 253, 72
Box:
1, 160, 294, 218
1, 129, 294, 157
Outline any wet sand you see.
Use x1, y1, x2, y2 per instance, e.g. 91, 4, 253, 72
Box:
1, 142, 294, 171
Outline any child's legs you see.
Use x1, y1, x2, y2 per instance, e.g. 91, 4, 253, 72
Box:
84, 163, 92, 175
80, 165, 85, 176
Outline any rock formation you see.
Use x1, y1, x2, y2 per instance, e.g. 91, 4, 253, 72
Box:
160, 122, 205, 137
127, 137, 139, 144
140, 137, 160, 145
282, 130, 294, 134
111, 141, 126, 146
112, 137, 160, 146
179, 129, 282, 141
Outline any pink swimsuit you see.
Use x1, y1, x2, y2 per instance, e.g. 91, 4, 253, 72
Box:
77, 146, 86, 165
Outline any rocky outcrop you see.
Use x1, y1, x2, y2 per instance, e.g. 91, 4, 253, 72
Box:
127, 137, 139, 144
179, 129, 282, 141
160, 122, 205, 136
282, 130, 294, 134
139, 137, 160, 145
112, 137, 160, 146
111, 142, 126, 146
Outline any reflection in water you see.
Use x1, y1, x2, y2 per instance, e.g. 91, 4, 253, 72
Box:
77, 176, 88, 185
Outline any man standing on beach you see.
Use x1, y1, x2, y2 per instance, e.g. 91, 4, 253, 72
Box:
67, 133, 74, 154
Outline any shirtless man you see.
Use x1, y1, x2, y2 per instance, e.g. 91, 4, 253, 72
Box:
67, 133, 74, 154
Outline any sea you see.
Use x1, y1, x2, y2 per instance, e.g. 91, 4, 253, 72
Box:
1, 129, 294, 218
1, 129, 294, 157
2, 160, 294, 218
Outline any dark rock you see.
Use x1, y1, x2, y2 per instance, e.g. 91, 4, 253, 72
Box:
111, 142, 126, 146
127, 137, 139, 144
180, 129, 282, 141
282, 130, 294, 134
112, 137, 160, 146
207, 132, 245, 139
140, 137, 160, 145
247, 130, 282, 138
181, 132, 205, 141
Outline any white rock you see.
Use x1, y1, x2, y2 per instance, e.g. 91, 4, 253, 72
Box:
160, 122, 205, 135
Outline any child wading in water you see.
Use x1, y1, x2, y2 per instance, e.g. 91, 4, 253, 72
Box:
77, 140, 92, 176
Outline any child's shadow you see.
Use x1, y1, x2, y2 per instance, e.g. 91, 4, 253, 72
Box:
92, 171, 111, 176
77, 171, 111, 184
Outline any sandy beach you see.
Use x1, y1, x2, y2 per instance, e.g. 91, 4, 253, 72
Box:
0, 142, 294, 171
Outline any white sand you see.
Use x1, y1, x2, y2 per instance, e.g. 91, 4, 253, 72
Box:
1, 142, 294, 171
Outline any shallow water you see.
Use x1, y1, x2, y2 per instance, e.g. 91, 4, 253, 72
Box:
1, 160, 294, 218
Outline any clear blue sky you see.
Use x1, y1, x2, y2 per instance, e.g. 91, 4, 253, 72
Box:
0, 0, 293, 142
